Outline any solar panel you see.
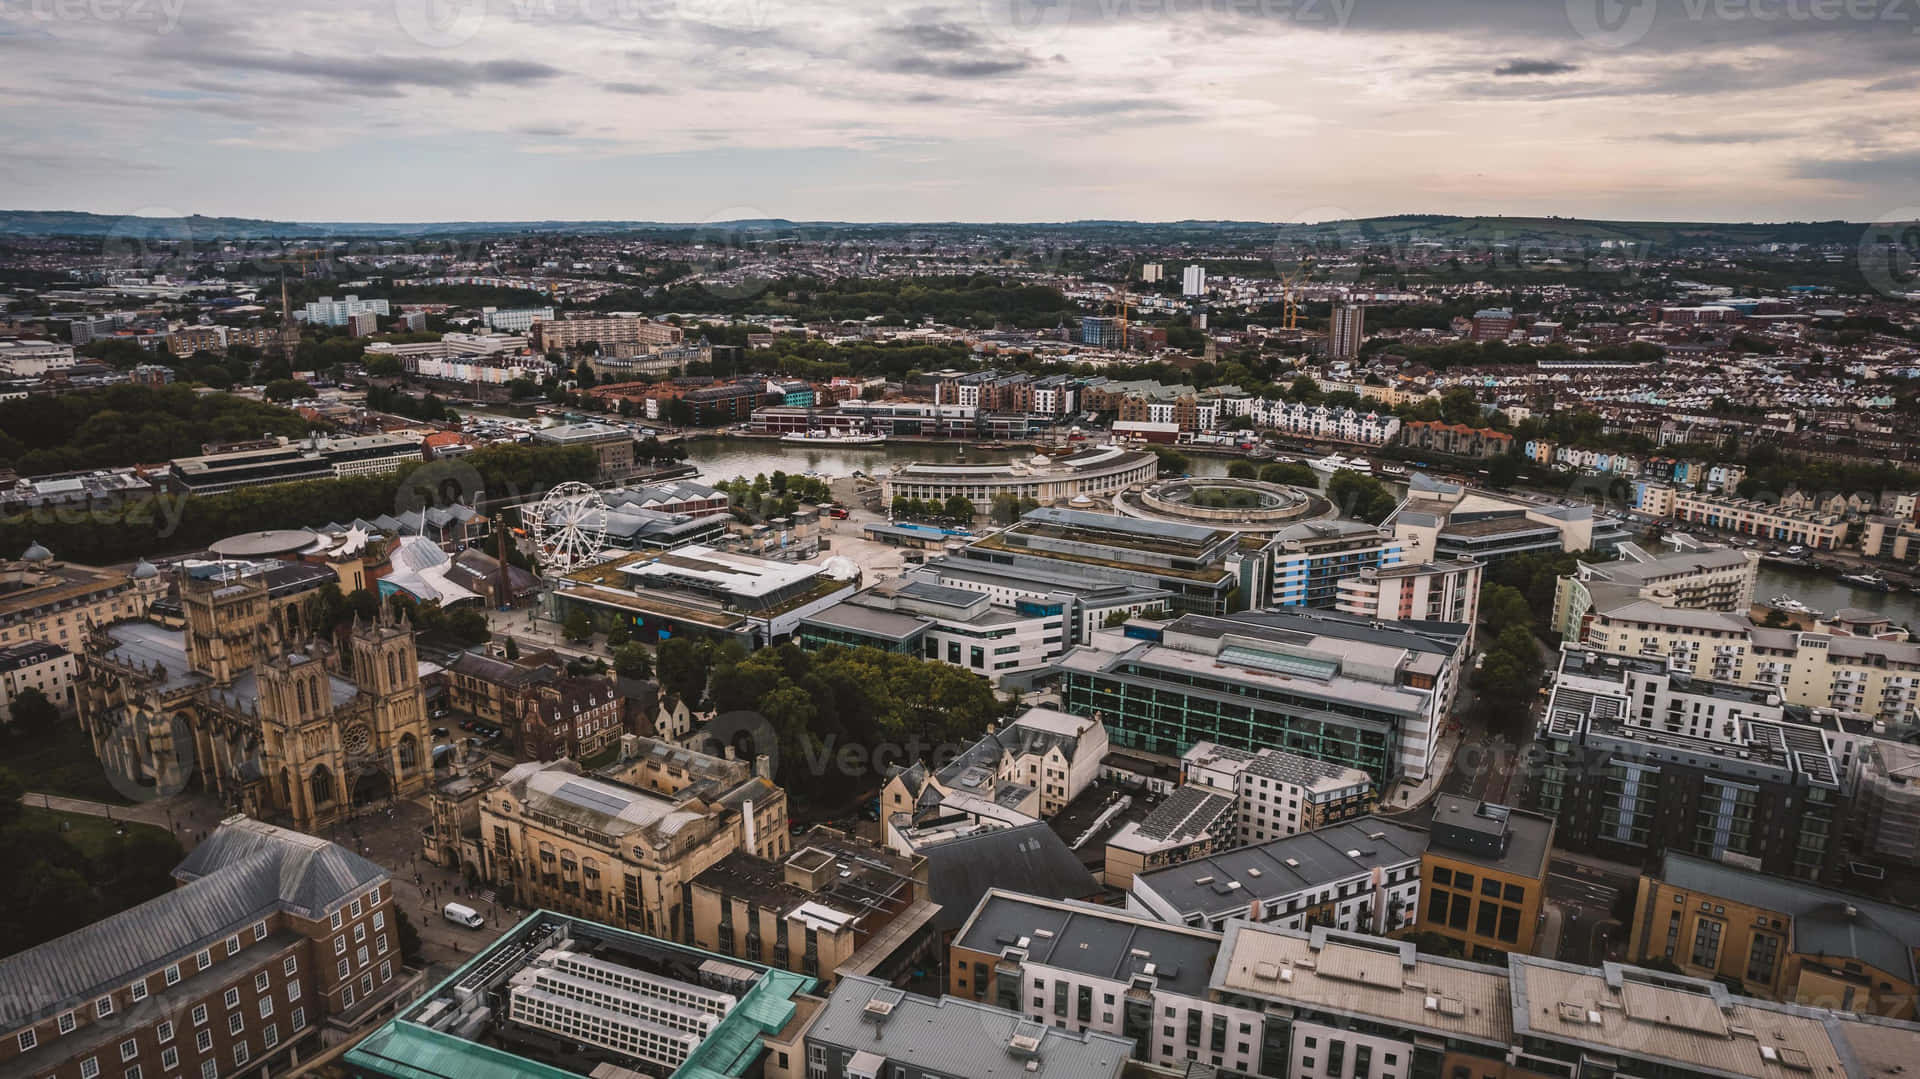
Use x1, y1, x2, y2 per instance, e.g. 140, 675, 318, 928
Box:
1219, 645, 1338, 681
555, 781, 633, 816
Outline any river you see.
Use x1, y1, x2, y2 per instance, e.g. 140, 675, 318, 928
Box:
1755, 562, 1920, 626
677, 436, 1243, 485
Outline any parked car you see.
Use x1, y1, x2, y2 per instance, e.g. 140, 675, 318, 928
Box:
431, 726, 450, 739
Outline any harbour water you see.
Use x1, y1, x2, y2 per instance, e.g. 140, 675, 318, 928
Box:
1756, 562, 1920, 626
678, 436, 1242, 484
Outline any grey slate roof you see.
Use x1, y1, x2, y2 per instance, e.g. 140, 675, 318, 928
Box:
809, 975, 1130, 1079
1658, 852, 1920, 986
921, 822, 1100, 933
955, 891, 1221, 998
1133, 816, 1428, 919
0, 817, 385, 1029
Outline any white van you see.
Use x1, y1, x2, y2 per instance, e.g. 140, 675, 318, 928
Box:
442, 902, 485, 929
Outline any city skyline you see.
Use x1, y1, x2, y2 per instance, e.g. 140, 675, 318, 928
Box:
3, 0, 1918, 223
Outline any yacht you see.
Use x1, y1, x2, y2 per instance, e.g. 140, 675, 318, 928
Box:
1765, 595, 1821, 618
1309, 453, 1354, 474
1839, 570, 1895, 592
778, 430, 887, 446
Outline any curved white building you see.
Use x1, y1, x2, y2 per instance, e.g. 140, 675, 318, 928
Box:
881, 445, 1159, 514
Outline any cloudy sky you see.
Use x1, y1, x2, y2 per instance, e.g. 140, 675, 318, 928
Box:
1, 0, 1916, 223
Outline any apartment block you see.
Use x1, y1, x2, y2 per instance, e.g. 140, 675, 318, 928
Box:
1266, 519, 1407, 610
1628, 852, 1919, 1019
1127, 816, 1426, 935
1415, 795, 1555, 961
1533, 648, 1849, 882
1181, 739, 1375, 844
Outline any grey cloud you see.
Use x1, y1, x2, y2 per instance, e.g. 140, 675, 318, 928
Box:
145, 42, 561, 92
604, 81, 668, 95
1645, 131, 1788, 145
1493, 58, 1578, 76
887, 55, 1033, 78
1793, 149, 1920, 185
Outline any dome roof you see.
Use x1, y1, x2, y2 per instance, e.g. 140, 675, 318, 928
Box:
131, 559, 160, 580
21, 541, 53, 563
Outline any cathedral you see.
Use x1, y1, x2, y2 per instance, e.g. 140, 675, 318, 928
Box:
75, 563, 432, 830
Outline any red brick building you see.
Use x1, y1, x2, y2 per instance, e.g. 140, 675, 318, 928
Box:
0, 817, 400, 1079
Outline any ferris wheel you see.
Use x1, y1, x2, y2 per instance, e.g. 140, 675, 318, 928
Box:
528, 481, 609, 573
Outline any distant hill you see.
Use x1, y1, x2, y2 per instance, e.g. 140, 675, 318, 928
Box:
0, 209, 1888, 249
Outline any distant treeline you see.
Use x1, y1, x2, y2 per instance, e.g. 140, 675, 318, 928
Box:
0, 443, 596, 564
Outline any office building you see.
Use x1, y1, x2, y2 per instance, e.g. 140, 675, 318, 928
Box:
1416, 795, 1555, 960
882, 447, 1160, 518
1392, 472, 1629, 562
0, 817, 395, 1079
1059, 610, 1467, 784
1533, 647, 1848, 882
1182, 264, 1207, 297
530, 421, 636, 480
797, 576, 1069, 681
1128, 816, 1427, 934
346, 912, 812, 1079
0, 545, 166, 650
688, 825, 939, 987
345, 310, 380, 337
299, 295, 389, 327
1469, 307, 1514, 341
481, 306, 554, 332
1265, 519, 1407, 610
319, 434, 420, 478
552, 545, 857, 647
473, 742, 789, 939
1180, 740, 1375, 844
956, 507, 1244, 616
1330, 303, 1366, 359
0, 338, 77, 377
0, 639, 74, 719
1079, 315, 1123, 348
908, 556, 1172, 647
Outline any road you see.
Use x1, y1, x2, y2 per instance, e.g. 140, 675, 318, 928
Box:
1546, 854, 1639, 966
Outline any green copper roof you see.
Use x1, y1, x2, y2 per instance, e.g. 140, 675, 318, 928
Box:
344, 911, 817, 1079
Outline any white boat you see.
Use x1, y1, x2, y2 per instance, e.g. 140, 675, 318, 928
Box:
779, 430, 887, 446
1765, 595, 1821, 617
1311, 453, 1372, 475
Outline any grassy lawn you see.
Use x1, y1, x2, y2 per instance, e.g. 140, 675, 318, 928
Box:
16, 806, 177, 858
2, 721, 132, 804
